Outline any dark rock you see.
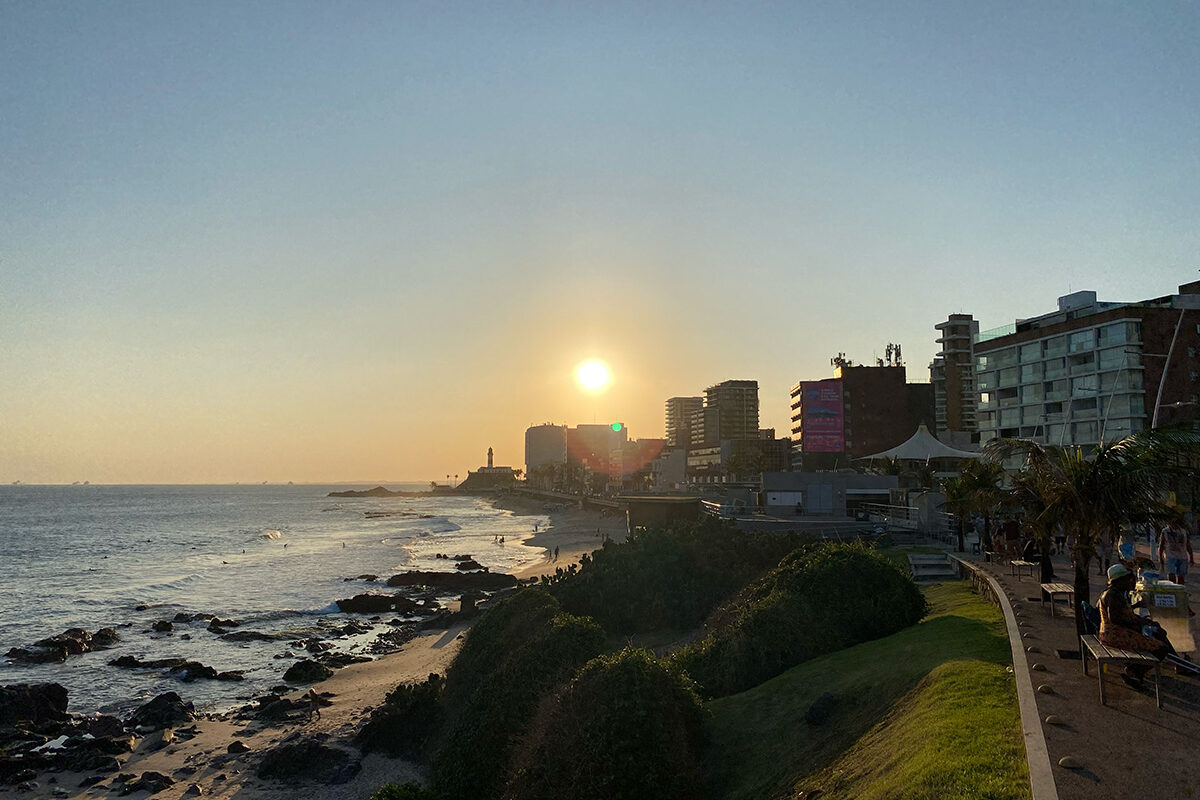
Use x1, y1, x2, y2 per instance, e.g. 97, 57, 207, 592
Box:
0, 683, 69, 726
152, 621, 173, 633
0, 753, 54, 783
385, 570, 517, 591
128, 693, 194, 731
91, 628, 120, 648
169, 663, 216, 682
257, 738, 361, 784
34, 628, 92, 656
220, 630, 285, 642
459, 592, 481, 614
16, 780, 37, 792
215, 671, 244, 682
9, 768, 37, 784
335, 594, 418, 614
56, 749, 119, 773
454, 558, 484, 571
78, 775, 105, 788
81, 715, 125, 738
80, 734, 137, 755
318, 653, 371, 669
226, 740, 250, 754
120, 771, 174, 795
135, 605, 149, 611
804, 692, 837, 725
109, 656, 187, 670
256, 699, 298, 720
282, 660, 333, 684
183, 783, 203, 796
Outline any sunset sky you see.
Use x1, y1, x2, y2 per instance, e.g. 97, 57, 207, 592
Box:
3, 2, 1198, 484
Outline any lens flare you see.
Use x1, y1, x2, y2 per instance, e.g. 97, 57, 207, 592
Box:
575, 360, 612, 393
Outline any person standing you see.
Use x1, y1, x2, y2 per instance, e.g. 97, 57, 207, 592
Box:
1158, 523, 1194, 584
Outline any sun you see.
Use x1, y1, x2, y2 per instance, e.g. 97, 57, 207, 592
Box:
575, 359, 612, 393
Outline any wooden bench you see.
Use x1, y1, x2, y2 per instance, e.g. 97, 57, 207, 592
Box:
1039, 582, 1075, 617
1080, 634, 1162, 708
1009, 559, 1037, 579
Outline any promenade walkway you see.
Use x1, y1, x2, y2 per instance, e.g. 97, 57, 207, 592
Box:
935, 542, 1200, 800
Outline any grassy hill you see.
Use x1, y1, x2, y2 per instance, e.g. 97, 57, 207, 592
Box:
705, 581, 1029, 800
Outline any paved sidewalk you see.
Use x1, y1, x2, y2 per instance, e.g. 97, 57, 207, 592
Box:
959, 549, 1200, 800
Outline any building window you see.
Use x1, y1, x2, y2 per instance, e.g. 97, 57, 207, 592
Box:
1069, 329, 1096, 353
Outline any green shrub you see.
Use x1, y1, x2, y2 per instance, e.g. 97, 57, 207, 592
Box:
503, 648, 707, 800
357, 673, 444, 758
369, 782, 439, 800
673, 541, 927, 697
430, 587, 606, 800
544, 518, 804, 635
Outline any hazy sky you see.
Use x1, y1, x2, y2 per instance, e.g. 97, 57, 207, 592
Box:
3, 2, 1198, 483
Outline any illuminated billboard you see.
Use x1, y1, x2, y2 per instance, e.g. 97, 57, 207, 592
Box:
801, 379, 844, 452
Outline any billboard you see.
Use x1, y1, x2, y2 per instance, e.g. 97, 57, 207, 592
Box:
801, 379, 844, 452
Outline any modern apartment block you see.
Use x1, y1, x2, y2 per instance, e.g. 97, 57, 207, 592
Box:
790, 364, 935, 468
524, 423, 567, 476
930, 314, 980, 446
664, 396, 703, 449
689, 380, 759, 447
975, 283, 1200, 449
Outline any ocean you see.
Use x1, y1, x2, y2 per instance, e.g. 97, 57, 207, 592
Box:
0, 484, 548, 717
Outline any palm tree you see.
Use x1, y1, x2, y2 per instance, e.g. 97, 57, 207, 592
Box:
984, 427, 1200, 634
940, 474, 973, 552
961, 459, 1006, 551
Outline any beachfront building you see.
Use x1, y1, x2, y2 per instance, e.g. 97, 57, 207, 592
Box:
930, 314, 980, 448
609, 438, 666, 489
664, 396, 703, 449
525, 423, 567, 477
690, 380, 760, 447
976, 282, 1200, 449
790, 361, 935, 470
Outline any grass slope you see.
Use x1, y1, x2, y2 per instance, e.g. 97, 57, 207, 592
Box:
790, 659, 1028, 800
705, 581, 1028, 800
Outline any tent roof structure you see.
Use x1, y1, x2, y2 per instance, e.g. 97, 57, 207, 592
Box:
858, 424, 981, 461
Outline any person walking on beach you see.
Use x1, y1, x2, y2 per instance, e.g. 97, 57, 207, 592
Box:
553, 545, 559, 562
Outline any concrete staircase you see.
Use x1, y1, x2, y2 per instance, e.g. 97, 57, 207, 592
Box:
907, 553, 957, 583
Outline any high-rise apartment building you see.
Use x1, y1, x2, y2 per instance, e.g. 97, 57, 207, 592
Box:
975, 283, 1200, 449
930, 314, 980, 445
664, 396, 703, 449
690, 380, 759, 447
524, 423, 568, 476
790, 364, 934, 467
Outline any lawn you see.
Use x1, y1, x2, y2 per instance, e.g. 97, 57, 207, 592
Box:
704, 580, 1029, 800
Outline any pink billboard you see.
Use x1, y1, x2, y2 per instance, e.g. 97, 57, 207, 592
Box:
802, 379, 844, 452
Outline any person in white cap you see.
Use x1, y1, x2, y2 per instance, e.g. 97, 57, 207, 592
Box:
1097, 563, 1176, 689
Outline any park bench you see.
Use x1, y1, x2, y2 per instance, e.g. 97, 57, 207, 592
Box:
1039, 582, 1075, 617
1079, 634, 1161, 709
1009, 559, 1037, 579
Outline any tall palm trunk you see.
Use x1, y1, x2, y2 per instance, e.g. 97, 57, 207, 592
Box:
1072, 553, 1091, 637
956, 518, 966, 553
1039, 539, 1055, 583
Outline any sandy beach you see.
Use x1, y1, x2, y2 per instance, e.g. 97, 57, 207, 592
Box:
492, 492, 628, 581
25, 624, 468, 800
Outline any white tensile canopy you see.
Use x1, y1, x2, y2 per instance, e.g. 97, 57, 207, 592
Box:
858, 424, 982, 461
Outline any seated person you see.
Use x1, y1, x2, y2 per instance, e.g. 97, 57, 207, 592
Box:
1097, 564, 1176, 688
